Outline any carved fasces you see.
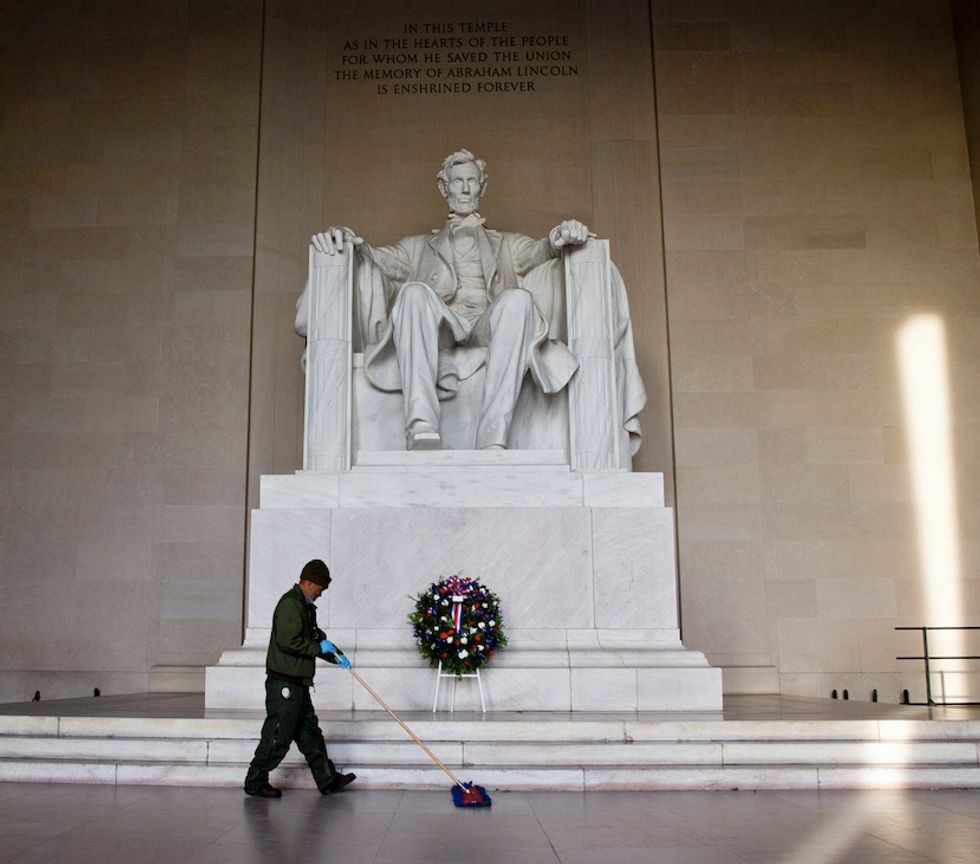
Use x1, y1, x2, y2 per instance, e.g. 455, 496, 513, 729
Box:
303, 246, 353, 471
564, 239, 622, 470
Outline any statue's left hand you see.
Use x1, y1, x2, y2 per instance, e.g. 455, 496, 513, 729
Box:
312, 227, 363, 255
550, 220, 592, 249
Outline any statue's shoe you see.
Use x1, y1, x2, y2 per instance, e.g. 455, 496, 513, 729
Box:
407, 428, 442, 450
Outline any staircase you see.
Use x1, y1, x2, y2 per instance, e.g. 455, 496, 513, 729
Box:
2, 703, 979, 791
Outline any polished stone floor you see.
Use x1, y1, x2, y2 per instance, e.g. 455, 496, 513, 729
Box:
2, 694, 980, 862
1, 781, 979, 864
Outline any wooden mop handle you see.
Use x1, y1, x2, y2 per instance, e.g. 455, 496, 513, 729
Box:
348, 667, 466, 789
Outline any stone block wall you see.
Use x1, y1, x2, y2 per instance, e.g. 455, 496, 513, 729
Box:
655, 0, 980, 700
1, 0, 979, 705
0, 0, 262, 700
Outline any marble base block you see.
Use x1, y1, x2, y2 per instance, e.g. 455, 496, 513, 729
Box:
206, 662, 722, 712
207, 469, 722, 711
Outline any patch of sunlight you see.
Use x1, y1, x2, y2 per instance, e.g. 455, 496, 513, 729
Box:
896, 313, 964, 699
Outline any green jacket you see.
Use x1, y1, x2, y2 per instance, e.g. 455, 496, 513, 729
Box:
266, 584, 339, 686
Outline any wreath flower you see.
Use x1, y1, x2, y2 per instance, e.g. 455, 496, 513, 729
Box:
408, 575, 507, 677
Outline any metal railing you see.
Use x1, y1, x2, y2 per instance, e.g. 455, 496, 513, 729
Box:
895, 626, 980, 706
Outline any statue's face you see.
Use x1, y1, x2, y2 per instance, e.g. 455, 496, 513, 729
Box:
443, 161, 483, 215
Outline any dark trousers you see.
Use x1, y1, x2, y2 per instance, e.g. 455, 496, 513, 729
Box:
244, 677, 336, 793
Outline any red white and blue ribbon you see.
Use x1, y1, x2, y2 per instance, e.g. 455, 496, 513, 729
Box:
443, 575, 474, 597
451, 598, 464, 633
444, 575, 474, 634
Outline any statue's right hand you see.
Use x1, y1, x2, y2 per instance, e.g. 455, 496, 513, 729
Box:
312, 227, 363, 255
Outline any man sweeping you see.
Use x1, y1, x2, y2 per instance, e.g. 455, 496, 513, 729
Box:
244, 559, 356, 798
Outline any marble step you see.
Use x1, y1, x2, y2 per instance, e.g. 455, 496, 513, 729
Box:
1, 758, 979, 792
354, 449, 568, 468
7, 710, 980, 744
6, 713, 980, 741
1, 713, 979, 789
258, 469, 665, 508
3, 734, 976, 768
4, 713, 980, 743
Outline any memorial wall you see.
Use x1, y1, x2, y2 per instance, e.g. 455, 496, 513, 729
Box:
1, 0, 979, 704
0, 0, 264, 700
655, 0, 980, 698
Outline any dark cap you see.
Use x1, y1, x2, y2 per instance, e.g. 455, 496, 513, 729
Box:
300, 559, 331, 587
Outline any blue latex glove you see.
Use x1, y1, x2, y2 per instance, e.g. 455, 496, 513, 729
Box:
319, 639, 337, 654
335, 654, 352, 669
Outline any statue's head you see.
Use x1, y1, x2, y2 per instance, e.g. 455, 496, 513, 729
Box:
436, 148, 488, 216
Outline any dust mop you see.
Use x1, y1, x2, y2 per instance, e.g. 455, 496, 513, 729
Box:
345, 663, 492, 808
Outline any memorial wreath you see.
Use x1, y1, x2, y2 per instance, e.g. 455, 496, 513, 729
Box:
409, 575, 507, 677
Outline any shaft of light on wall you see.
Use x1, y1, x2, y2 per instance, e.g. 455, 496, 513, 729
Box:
896, 314, 961, 629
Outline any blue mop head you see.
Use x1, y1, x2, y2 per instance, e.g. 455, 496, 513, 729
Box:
452, 781, 492, 808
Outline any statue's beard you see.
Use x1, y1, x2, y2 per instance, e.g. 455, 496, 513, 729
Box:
447, 194, 480, 215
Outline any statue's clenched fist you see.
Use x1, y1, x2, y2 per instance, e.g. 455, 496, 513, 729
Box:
549, 219, 592, 249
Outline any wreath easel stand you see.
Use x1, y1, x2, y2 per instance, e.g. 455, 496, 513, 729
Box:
432, 592, 487, 713
432, 662, 486, 713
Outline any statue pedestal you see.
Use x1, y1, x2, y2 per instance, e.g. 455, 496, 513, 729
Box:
206, 453, 722, 712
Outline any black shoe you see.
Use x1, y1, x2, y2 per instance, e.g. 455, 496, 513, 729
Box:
321, 772, 356, 794
246, 782, 282, 798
